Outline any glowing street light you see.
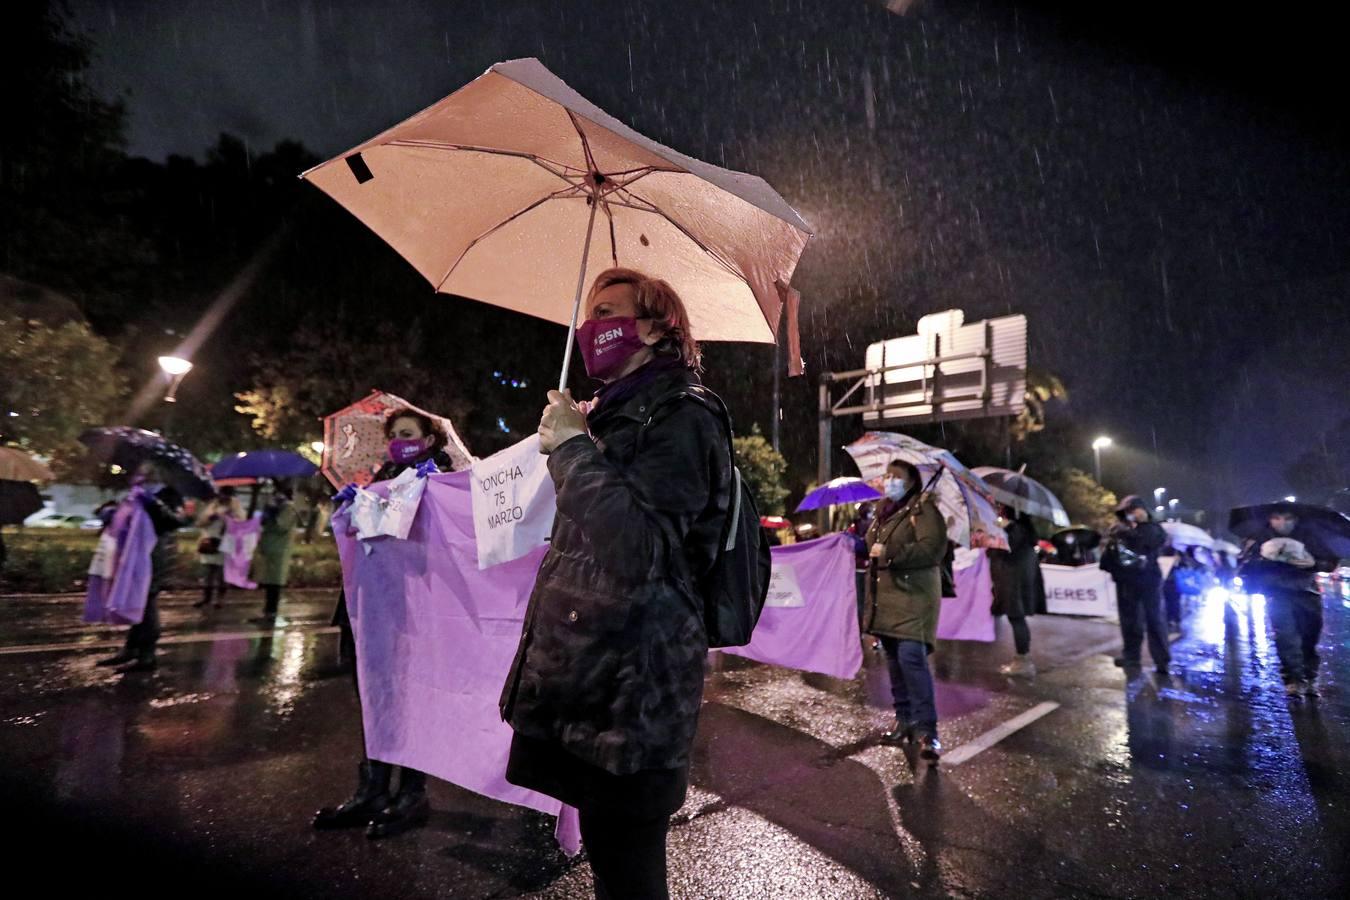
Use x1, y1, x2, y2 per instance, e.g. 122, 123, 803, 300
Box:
1091, 435, 1113, 483
310, 441, 325, 454
1154, 487, 1166, 504
157, 355, 193, 403
1284, 495, 1297, 503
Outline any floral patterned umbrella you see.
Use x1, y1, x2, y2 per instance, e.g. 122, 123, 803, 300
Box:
321, 391, 474, 489
844, 431, 1008, 550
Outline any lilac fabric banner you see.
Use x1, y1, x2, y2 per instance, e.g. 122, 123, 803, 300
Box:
224, 517, 261, 589
936, 548, 996, 642
83, 494, 157, 626
332, 470, 581, 854
723, 534, 863, 679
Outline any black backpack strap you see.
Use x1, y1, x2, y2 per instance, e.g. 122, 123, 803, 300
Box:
637, 385, 741, 555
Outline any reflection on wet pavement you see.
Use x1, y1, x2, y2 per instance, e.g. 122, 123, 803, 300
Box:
0, 589, 1346, 897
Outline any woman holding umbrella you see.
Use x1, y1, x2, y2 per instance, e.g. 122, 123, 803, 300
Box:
313, 409, 457, 840
864, 459, 948, 761
500, 268, 732, 899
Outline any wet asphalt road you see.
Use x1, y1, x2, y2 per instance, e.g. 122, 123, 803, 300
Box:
1, 587, 1347, 899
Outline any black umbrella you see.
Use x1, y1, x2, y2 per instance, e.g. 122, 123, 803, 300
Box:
1228, 502, 1350, 560
79, 426, 214, 499
0, 480, 44, 525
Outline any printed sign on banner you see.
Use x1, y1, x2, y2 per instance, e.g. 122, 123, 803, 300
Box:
470, 435, 556, 569
765, 562, 805, 608
1041, 563, 1117, 617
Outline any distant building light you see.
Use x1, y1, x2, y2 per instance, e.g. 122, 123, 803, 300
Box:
497, 417, 510, 434
110, 464, 124, 475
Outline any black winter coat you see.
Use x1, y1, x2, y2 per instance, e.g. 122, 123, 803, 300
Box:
989, 516, 1044, 617
1107, 519, 1167, 584
500, 366, 731, 776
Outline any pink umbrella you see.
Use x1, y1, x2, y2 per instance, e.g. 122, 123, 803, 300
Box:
301, 58, 812, 388
321, 391, 474, 489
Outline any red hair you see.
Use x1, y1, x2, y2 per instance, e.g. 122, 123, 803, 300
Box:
587, 267, 702, 370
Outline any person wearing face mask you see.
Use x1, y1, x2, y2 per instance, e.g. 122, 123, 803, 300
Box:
863, 459, 948, 761
1103, 495, 1171, 674
313, 408, 455, 839
1237, 504, 1337, 697
500, 267, 731, 900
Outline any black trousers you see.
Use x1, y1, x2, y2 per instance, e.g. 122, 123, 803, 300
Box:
202, 564, 227, 602
1008, 616, 1031, 655
1116, 575, 1170, 667
125, 591, 161, 659
578, 808, 671, 900
262, 584, 282, 617
1266, 590, 1323, 683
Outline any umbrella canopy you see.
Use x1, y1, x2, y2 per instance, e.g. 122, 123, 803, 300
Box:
301, 58, 812, 386
971, 466, 1070, 527
795, 477, 882, 512
0, 480, 44, 525
1161, 521, 1214, 550
844, 432, 1007, 550
0, 447, 54, 482
212, 450, 318, 480
1052, 526, 1102, 550
78, 427, 214, 499
1229, 502, 1350, 559
321, 391, 474, 489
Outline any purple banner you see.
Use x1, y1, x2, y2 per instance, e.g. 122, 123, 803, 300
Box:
724, 533, 863, 679
936, 549, 996, 642
83, 494, 157, 626
224, 516, 261, 589
333, 471, 580, 854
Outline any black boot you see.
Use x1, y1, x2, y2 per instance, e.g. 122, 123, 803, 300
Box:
880, 719, 912, 746
115, 654, 157, 674
365, 786, 430, 840
193, 588, 214, 609
313, 761, 392, 830
95, 649, 137, 667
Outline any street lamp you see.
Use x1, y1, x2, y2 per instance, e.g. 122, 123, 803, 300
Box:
1091, 436, 1113, 483
1154, 487, 1166, 506
1284, 495, 1296, 503
157, 356, 193, 403
310, 441, 325, 454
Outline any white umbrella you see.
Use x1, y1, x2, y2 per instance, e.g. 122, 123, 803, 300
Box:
1162, 521, 1215, 549
301, 58, 813, 387
844, 432, 1008, 550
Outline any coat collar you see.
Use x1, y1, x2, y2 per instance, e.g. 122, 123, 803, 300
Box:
589, 366, 701, 430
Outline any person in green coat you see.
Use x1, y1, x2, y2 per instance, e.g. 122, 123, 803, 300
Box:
864, 459, 948, 761
251, 482, 297, 623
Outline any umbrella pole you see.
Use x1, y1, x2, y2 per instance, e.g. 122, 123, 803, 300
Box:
558, 198, 600, 392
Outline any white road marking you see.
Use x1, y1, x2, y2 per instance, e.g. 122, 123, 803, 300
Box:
940, 701, 1060, 766
0, 625, 339, 656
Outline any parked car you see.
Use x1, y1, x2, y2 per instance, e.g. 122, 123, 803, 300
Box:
23, 510, 102, 529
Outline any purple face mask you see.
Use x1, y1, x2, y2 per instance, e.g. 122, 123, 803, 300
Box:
388, 437, 427, 464
577, 316, 646, 380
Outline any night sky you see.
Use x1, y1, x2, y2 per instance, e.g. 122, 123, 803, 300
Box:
68, 0, 1350, 511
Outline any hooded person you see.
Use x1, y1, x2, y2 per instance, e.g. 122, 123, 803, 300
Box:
1237, 502, 1338, 697
1102, 494, 1171, 674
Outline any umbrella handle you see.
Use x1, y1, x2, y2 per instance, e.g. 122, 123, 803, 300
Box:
558, 197, 601, 392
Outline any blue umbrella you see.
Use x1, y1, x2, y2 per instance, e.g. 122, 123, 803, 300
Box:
795, 477, 883, 512
212, 450, 318, 480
